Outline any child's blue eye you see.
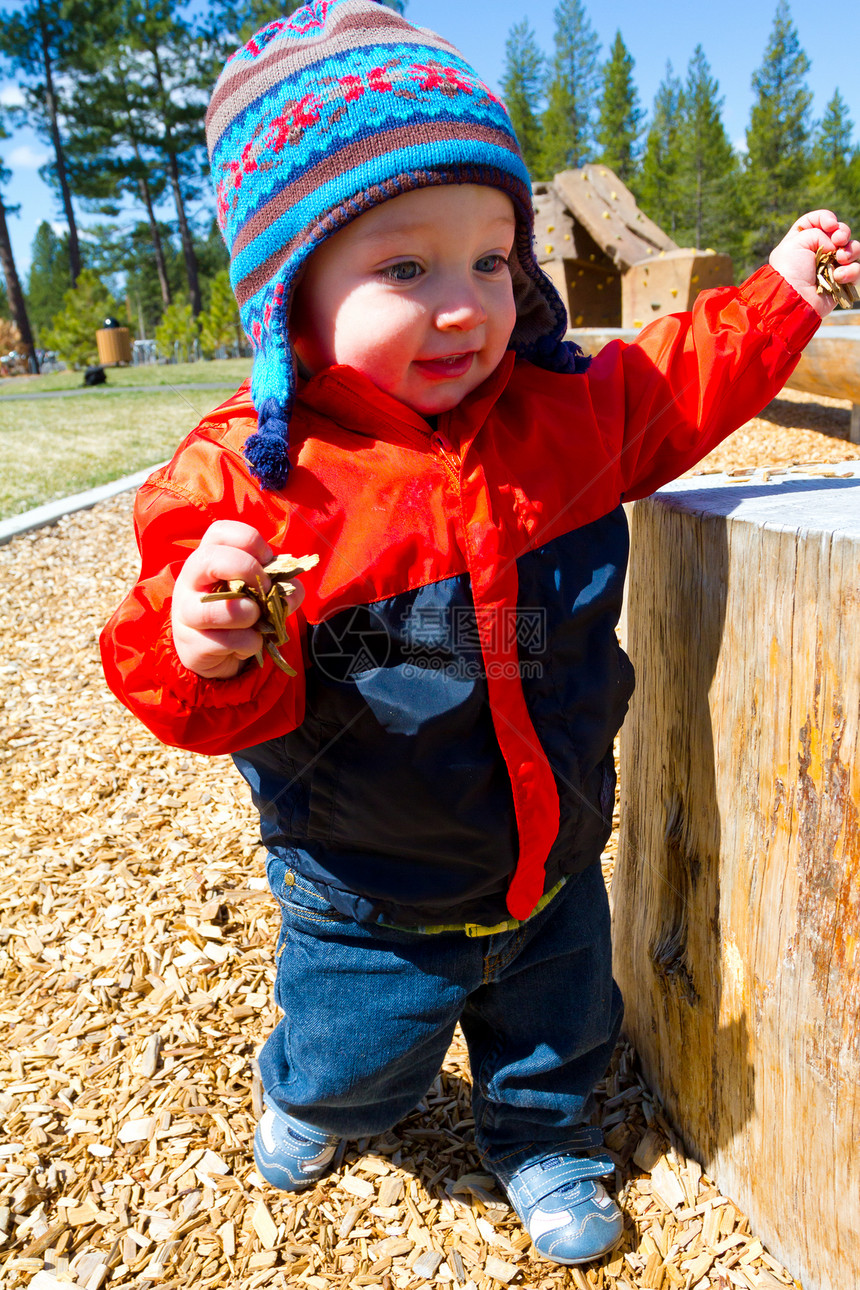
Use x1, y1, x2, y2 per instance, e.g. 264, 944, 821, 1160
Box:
475, 254, 508, 274
381, 261, 422, 282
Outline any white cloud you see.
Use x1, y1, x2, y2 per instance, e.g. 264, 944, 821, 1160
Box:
0, 84, 25, 108
8, 144, 50, 169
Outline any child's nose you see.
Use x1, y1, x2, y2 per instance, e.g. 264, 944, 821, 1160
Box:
434, 280, 487, 331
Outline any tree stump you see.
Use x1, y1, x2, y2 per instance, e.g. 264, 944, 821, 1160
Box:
612, 467, 860, 1290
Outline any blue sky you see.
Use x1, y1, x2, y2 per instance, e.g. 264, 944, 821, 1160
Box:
2, 0, 859, 279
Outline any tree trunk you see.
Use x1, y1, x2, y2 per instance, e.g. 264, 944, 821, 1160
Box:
0, 199, 39, 372
149, 45, 202, 316
37, 0, 81, 285
613, 471, 860, 1290
165, 151, 201, 316
137, 172, 171, 309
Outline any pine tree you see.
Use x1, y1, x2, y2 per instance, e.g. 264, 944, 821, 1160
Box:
61, 31, 178, 313
85, 220, 185, 339
595, 31, 643, 184
122, 0, 212, 316
26, 221, 75, 338
155, 299, 199, 362
195, 219, 232, 313
0, 131, 39, 371
500, 19, 545, 177
540, 0, 601, 176
675, 46, 741, 258
810, 90, 859, 230
634, 63, 683, 238
0, 1, 113, 287
743, 0, 812, 270
199, 269, 242, 358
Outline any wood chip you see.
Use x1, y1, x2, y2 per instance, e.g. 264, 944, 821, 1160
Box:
117, 1114, 156, 1143
633, 1127, 665, 1171
651, 1158, 688, 1212
377, 1174, 403, 1206
200, 552, 319, 675
815, 248, 860, 308
375, 1236, 414, 1258
485, 1254, 520, 1283
139, 1032, 163, 1077
412, 1249, 444, 1277
217, 1217, 235, 1257
19, 1220, 70, 1258
339, 1174, 376, 1199
251, 1199, 278, 1249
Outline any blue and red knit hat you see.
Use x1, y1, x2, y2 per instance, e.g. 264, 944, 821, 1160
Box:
206, 0, 585, 489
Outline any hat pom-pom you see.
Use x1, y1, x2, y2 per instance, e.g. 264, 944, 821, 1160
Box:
244, 396, 291, 489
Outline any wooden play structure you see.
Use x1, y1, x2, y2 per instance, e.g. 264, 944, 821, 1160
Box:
613, 469, 860, 1290
534, 165, 733, 329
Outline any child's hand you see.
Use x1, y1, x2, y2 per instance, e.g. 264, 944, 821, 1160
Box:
769, 210, 860, 317
171, 522, 305, 679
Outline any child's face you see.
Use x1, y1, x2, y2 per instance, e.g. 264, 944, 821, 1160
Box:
291, 184, 517, 416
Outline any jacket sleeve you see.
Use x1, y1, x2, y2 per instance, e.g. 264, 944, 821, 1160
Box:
588, 266, 821, 501
100, 473, 306, 756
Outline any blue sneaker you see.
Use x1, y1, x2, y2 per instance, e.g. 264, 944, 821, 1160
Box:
253, 1100, 340, 1192
494, 1129, 623, 1266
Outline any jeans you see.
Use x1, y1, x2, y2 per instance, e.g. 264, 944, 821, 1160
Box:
258, 852, 623, 1172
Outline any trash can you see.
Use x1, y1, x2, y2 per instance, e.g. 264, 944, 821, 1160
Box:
96, 317, 132, 366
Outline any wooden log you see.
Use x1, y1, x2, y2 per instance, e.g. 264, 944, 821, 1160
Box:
786, 328, 860, 444
787, 327, 860, 403
612, 468, 860, 1290
821, 308, 860, 324
565, 326, 860, 440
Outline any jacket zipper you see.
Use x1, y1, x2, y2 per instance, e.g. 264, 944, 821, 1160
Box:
430, 430, 461, 486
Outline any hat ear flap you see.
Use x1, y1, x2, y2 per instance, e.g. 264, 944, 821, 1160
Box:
508, 241, 591, 376
244, 397, 291, 489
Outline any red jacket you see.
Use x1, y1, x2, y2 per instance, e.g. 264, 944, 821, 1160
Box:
101, 267, 818, 924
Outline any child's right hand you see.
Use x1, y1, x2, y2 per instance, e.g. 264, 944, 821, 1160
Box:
769, 210, 860, 316
172, 521, 304, 679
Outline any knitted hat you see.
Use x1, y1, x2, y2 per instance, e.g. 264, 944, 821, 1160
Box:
206, 0, 587, 489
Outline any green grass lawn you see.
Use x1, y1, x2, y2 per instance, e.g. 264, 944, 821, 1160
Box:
0, 384, 246, 521
0, 357, 252, 396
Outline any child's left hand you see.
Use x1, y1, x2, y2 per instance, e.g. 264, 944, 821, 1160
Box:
769, 210, 860, 318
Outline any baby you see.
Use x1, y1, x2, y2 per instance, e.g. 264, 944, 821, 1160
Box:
101, 0, 859, 1267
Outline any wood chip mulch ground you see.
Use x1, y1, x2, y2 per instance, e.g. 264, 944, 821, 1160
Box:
2, 387, 854, 1290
